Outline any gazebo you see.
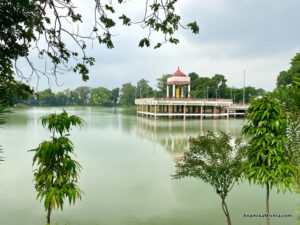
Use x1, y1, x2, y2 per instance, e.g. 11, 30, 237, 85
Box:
166, 67, 191, 98
134, 67, 245, 119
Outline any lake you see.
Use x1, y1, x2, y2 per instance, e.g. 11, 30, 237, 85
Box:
0, 107, 298, 225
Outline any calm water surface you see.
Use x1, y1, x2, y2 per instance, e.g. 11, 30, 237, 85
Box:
0, 107, 298, 225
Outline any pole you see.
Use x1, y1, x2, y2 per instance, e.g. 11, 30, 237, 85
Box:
243, 70, 245, 105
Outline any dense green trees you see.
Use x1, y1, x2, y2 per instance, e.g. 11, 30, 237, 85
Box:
30, 110, 83, 224
110, 88, 120, 104
37, 89, 70, 106
189, 74, 227, 98
0, 81, 32, 107
91, 87, 111, 105
188, 72, 199, 84
173, 132, 247, 225
73, 86, 92, 105
55, 92, 68, 106
187, 72, 265, 101
38, 89, 57, 106
120, 83, 136, 106
136, 79, 154, 98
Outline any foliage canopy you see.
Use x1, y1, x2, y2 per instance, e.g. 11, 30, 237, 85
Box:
242, 95, 296, 191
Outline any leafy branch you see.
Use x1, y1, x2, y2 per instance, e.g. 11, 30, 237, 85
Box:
0, 0, 199, 91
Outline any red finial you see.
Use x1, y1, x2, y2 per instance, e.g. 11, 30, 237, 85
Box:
173, 67, 185, 77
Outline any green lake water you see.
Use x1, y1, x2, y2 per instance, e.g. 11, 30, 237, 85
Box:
0, 107, 298, 225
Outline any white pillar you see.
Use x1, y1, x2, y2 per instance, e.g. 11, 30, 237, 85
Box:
172, 84, 175, 98
181, 86, 184, 98
167, 85, 169, 98
188, 84, 191, 98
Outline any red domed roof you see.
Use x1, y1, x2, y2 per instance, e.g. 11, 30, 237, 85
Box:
173, 67, 186, 77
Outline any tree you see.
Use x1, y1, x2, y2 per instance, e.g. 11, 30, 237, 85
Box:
190, 77, 210, 98
0, 81, 32, 107
204, 79, 218, 98
156, 74, 172, 97
110, 88, 120, 104
288, 52, 300, 82
173, 132, 247, 225
120, 83, 136, 106
55, 92, 68, 106
211, 74, 228, 98
136, 79, 153, 98
276, 55, 300, 222
242, 95, 296, 225
274, 77, 300, 186
69, 90, 81, 105
276, 71, 290, 88
276, 52, 300, 87
91, 87, 111, 105
188, 72, 199, 84
38, 89, 56, 106
0, 0, 199, 99
191, 77, 209, 91
29, 110, 83, 224
74, 86, 91, 105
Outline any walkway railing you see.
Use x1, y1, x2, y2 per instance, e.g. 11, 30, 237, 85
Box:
137, 111, 245, 117
135, 97, 233, 102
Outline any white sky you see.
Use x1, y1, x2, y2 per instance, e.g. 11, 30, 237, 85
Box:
24, 0, 300, 92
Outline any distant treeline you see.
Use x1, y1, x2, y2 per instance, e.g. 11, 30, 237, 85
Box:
16, 73, 266, 106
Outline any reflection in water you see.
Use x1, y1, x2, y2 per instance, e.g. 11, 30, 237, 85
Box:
136, 117, 245, 162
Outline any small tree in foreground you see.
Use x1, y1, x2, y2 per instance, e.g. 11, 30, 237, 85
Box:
30, 110, 84, 224
173, 132, 247, 225
242, 95, 296, 225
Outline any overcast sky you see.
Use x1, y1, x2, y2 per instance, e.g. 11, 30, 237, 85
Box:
26, 0, 300, 92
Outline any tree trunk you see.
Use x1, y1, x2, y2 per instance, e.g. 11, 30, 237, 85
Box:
47, 175, 54, 224
47, 202, 51, 224
266, 182, 270, 225
221, 198, 232, 225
